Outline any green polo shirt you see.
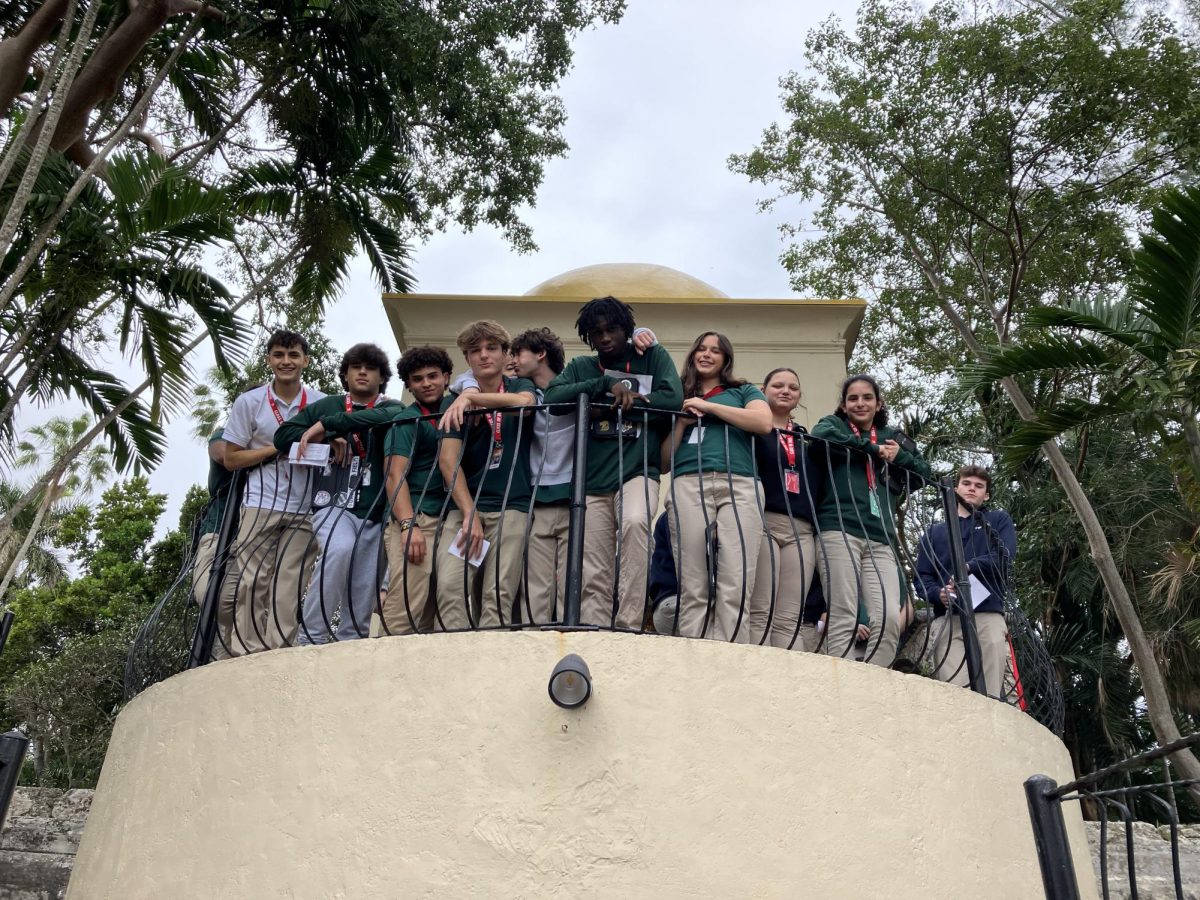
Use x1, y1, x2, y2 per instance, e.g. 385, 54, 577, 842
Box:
670, 384, 767, 478
384, 398, 452, 518
444, 376, 536, 513
543, 343, 682, 494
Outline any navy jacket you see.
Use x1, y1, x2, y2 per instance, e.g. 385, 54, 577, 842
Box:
914, 507, 1016, 616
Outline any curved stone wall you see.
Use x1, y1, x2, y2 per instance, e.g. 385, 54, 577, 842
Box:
67, 632, 1096, 899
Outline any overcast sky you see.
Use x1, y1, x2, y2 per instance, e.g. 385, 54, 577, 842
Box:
22, 0, 850, 535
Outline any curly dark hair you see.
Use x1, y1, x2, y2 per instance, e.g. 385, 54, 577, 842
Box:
338, 343, 393, 392
266, 328, 308, 355
511, 327, 565, 375
834, 373, 889, 429
397, 345, 453, 384
575, 296, 636, 349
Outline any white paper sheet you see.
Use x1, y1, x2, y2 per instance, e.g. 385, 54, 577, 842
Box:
288, 442, 330, 467
968, 574, 990, 609
447, 535, 490, 568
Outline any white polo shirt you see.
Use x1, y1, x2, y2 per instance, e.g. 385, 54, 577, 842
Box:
223, 382, 327, 513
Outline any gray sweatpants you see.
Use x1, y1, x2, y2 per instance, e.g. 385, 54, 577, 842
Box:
298, 506, 382, 644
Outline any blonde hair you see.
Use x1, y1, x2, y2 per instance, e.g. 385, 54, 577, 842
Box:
456, 320, 511, 356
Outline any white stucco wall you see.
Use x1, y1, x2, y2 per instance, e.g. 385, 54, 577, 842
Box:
68, 631, 1096, 899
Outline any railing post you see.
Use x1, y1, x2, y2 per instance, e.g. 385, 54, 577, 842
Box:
561, 395, 590, 627
941, 478, 986, 695
0, 729, 28, 833
1024, 775, 1081, 900
188, 469, 245, 668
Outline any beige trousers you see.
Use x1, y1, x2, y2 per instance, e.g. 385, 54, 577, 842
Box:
933, 610, 1010, 699
748, 512, 816, 649
192, 532, 240, 661
581, 477, 658, 629
817, 530, 903, 667
525, 504, 570, 624
435, 509, 526, 629
666, 472, 763, 642
374, 513, 441, 636
229, 507, 317, 656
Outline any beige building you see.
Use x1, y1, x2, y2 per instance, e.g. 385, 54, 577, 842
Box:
384, 262, 866, 428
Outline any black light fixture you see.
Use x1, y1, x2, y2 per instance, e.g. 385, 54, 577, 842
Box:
548, 653, 592, 709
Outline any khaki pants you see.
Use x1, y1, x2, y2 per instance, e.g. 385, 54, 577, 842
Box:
374, 514, 442, 636
797, 623, 822, 653
748, 512, 816, 649
525, 504, 569, 624
665, 472, 763, 642
581, 476, 658, 629
817, 530, 903, 667
933, 610, 1010, 699
229, 507, 317, 655
435, 509, 526, 629
192, 532, 240, 661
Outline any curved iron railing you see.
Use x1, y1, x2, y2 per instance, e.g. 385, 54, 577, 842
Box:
125, 397, 1063, 735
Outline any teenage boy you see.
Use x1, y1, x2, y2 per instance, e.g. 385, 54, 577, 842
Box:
222, 330, 327, 654
544, 296, 683, 629
438, 321, 536, 629
308, 346, 455, 636
915, 465, 1017, 699
275, 343, 400, 644
454, 328, 572, 623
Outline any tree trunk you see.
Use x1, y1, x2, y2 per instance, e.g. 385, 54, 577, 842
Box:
0, 483, 56, 600
0, 0, 72, 114
888, 217, 1200, 800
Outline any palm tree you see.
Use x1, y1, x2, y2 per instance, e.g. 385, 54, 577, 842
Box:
0, 414, 109, 600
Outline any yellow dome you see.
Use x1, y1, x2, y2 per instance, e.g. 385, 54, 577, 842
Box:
524, 263, 729, 299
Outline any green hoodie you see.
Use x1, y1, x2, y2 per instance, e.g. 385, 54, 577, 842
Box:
543, 343, 682, 493
811, 414, 932, 545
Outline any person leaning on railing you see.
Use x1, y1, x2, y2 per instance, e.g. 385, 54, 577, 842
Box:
747, 367, 822, 650
274, 344, 401, 645
437, 321, 537, 629
220, 330, 326, 655
811, 374, 932, 668
293, 346, 455, 637
664, 332, 772, 642
542, 297, 683, 630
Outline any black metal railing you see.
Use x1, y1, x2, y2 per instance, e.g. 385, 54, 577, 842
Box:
1025, 732, 1200, 900
125, 398, 1063, 734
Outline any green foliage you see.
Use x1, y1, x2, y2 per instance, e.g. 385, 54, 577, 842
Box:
735, 0, 1200, 770
0, 477, 195, 788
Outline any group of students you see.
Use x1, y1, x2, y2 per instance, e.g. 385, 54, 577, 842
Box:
193, 295, 1018, 698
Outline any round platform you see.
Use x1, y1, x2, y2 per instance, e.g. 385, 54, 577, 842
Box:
68, 631, 1094, 899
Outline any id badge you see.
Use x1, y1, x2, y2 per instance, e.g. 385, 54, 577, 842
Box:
784, 469, 800, 493
687, 425, 704, 445
868, 489, 881, 518
489, 444, 504, 470
361, 465, 371, 487
349, 456, 361, 479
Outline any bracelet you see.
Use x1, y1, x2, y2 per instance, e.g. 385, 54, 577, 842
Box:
397, 518, 415, 532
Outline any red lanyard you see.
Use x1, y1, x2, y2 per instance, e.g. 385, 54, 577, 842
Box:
267, 387, 306, 425
848, 422, 878, 489
779, 429, 796, 468
483, 379, 506, 445
346, 394, 378, 457
701, 385, 725, 400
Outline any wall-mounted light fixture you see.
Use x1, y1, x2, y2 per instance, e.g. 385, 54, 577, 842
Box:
548, 654, 592, 709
